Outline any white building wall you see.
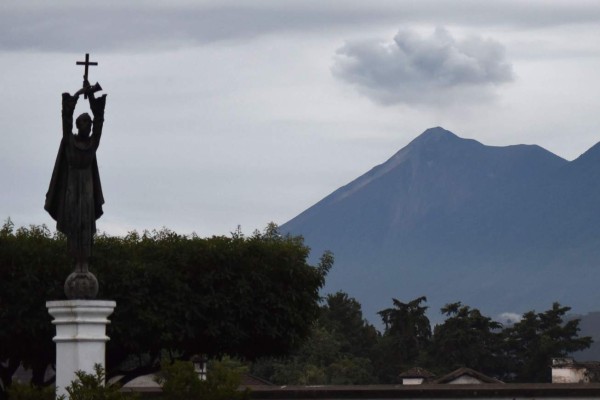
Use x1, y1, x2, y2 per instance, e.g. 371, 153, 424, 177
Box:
552, 367, 588, 383
402, 378, 424, 385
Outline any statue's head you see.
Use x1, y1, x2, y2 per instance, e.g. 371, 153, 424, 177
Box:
76, 113, 92, 138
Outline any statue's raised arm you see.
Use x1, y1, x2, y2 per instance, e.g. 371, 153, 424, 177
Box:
88, 86, 107, 149
61, 93, 78, 138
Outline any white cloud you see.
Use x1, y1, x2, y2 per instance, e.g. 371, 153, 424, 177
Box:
497, 312, 523, 325
332, 27, 514, 106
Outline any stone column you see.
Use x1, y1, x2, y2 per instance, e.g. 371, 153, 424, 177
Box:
46, 300, 116, 399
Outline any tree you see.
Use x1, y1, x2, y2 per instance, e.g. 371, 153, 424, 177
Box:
429, 303, 504, 377
251, 292, 378, 385
63, 364, 137, 400
319, 292, 379, 359
157, 358, 248, 400
503, 302, 593, 382
0, 221, 331, 396
260, 323, 341, 385
101, 226, 333, 377
0, 221, 68, 393
374, 296, 431, 383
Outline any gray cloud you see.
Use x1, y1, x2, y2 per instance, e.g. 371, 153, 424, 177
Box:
5, 1, 600, 53
0, 3, 390, 52
332, 27, 514, 106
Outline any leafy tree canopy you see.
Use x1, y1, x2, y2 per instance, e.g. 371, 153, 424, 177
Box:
374, 296, 431, 382
504, 302, 593, 382
252, 292, 378, 385
319, 292, 379, 359
251, 296, 593, 385
429, 302, 504, 376
0, 220, 331, 396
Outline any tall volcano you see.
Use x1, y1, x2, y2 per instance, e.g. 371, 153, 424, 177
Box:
282, 127, 600, 323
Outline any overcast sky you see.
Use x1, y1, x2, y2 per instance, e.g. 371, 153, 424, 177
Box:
3, 0, 600, 240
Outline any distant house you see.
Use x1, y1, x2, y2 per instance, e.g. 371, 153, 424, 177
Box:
434, 368, 503, 385
552, 358, 600, 383
398, 367, 435, 385
398, 367, 503, 385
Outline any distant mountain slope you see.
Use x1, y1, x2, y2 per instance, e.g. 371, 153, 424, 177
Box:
282, 127, 600, 324
573, 311, 600, 361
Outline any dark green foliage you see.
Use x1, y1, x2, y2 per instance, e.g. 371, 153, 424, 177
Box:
327, 357, 374, 385
6, 382, 55, 400
429, 303, 504, 376
374, 296, 431, 382
398, 300, 591, 383
156, 358, 248, 400
0, 220, 329, 395
320, 292, 379, 359
373, 298, 592, 383
64, 364, 138, 400
156, 361, 202, 400
107, 226, 329, 364
251, 292, 378, 385
251, 323, 348, 385
0, 220, 68, 389
251, 295, 592, 384
503, 303, 593, 382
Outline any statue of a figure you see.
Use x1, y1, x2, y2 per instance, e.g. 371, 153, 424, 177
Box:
45, 77, 107, 299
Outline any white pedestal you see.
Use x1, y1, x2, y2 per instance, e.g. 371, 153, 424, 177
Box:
46, 300, 116, 399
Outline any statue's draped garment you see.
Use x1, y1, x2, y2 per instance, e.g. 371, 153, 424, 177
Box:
45, 92, 107, 259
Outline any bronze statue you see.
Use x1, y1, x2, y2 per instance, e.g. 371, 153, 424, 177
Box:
44, 54, 107, 299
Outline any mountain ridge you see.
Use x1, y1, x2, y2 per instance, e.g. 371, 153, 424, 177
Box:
281, 127, 599, 325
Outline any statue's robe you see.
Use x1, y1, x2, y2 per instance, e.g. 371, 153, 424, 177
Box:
44, 92, 106, 258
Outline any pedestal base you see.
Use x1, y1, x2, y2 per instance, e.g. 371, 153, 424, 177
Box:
47, 300, 116, 399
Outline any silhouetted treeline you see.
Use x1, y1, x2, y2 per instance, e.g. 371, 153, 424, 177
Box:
252, 293, 592, 384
